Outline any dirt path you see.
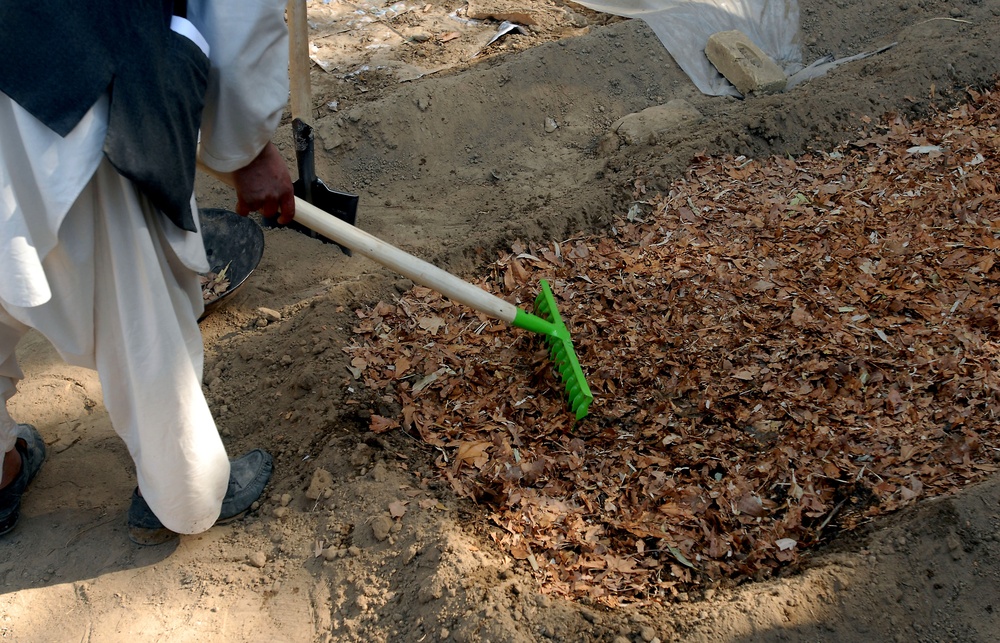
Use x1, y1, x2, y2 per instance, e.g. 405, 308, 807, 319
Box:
3, 1, 1000, 641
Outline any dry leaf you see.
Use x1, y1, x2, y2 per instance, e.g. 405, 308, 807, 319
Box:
418, 316, 446, 334
370, 415, 399, 434
455, 441, 490, 467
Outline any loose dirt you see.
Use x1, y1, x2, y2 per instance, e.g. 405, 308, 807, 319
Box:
2, 1, 1000, 641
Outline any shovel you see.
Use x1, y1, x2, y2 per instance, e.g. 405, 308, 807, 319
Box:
261, 0, 359, 253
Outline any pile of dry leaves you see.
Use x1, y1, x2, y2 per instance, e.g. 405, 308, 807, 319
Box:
347, 84, 1000, 604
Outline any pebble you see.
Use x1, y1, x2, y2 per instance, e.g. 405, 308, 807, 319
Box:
640, 625, 657, 642
348, 546, 362, 557
544, 117, 559, 133
247, 551, 267, 568
257, 307, 281, 322
273, 506, 289, 519
306, 469, 334, 500
322, 546, 340, 562
372, 515, 393, 541
280, 493, 292, 507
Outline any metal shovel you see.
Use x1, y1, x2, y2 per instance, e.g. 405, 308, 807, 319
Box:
262, 0, 359, 253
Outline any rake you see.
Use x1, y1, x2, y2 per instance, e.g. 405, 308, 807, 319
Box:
198, 165, 593, 418
296, 198, 594, 419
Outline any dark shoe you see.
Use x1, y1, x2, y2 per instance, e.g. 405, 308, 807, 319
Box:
0, 424, 46, 536
128, 449, 273, 545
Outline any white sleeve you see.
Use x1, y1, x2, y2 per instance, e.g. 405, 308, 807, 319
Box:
188, 0, 289, 173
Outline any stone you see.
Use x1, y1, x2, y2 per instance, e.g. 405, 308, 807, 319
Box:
466, 0, 537, 25
306, 468, 334, 500
705, 30, 787, 95
372, 515, 393, 541
611, 99, 702, 146
257, 307, 281, 322
247, 551, 267, 568
406, 29, 432, 42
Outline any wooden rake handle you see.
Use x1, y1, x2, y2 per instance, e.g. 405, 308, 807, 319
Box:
197, 163, 520, 324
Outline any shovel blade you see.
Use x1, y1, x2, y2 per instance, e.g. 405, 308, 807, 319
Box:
262, 178, 359, 255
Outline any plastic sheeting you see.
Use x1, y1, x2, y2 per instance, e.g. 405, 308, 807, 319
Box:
571, 0, 802, 97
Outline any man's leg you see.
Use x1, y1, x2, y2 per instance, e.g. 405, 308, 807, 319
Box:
87, 160, 233, 534
0, 310, 46, 534
3, 159, 231, 534
0, 314, 28, 486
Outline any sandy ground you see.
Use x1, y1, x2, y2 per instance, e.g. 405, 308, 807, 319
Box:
3, 0, 1000, 641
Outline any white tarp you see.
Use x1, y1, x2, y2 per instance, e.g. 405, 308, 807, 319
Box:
570, 0, 802, 96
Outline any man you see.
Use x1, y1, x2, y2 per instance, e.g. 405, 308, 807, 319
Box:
0, 0, 296, 544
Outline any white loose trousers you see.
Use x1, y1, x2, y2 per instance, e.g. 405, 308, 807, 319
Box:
0, 156, 230, 534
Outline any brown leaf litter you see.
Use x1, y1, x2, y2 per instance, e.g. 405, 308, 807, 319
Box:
346, 84, 1000, 605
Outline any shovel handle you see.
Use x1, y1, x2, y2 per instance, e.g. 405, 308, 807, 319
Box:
287, 0, 312, 123
198, 163, 519, 324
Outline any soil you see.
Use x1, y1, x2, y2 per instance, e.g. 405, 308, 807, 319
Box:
3, 1, 1000, 641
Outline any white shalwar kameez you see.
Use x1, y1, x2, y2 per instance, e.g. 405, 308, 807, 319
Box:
0, 0, 289, 534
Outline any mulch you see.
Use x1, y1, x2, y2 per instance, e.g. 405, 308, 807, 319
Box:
347, 83, 1000, 604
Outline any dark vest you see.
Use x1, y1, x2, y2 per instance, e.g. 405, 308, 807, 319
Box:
0, 0, 209, 232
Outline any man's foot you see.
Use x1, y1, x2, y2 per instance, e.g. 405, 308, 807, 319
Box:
127, 449, 273, 545
0, 424, 47, 536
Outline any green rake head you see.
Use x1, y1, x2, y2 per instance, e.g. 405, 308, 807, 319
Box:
512, 279, 594, 419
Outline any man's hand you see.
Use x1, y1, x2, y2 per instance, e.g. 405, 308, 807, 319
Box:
232, 142, 295, 224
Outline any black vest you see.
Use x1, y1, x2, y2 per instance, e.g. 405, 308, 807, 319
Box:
0, 0, 209, 232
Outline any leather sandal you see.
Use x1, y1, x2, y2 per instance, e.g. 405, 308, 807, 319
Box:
0, 424, 47, 536
128, 448, 273, 545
